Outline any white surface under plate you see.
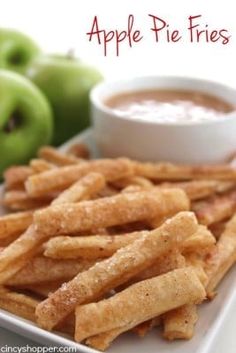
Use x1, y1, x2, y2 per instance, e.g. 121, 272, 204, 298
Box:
0, 128, 236, 353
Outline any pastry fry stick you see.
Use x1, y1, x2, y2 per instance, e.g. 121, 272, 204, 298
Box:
44, 225, 213, 261
52, 172, 106, 205
44, 231, 149, 259
183, 225, 216, 255
30, 159, 55, 173
3, 190, 53, 211
112, 176, 153, 190
162, 252, 207, 341
135, 161, 236, 180
66, 143, 90, 159
38, 146, 82, 166
86, 325, 136, 351
193, 190, 236, 225
7, 256, 95, 286
0, 211, 33, 239
35, 212, 198, 330
4, 166, 34, 190
34, 189, 189, 236
206, 213, 236, 293
22, 281, 64, 298
0, 287, 38, 321
25, 158, 134, 197
86, 317, 161, 351
74, 267, 206, 342
160, 180, 235, 201
185, 253, 208, 287
163, 304, 198, 340
0, 233, 22, 247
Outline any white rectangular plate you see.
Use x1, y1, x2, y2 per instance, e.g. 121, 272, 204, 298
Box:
0, 128, 236, 353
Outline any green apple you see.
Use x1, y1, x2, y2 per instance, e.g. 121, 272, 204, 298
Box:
0, 70, 53, 176
26, 55, 103, 145
0, 28, 41, 74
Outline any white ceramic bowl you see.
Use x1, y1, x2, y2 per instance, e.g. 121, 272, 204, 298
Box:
91, 76, 236, 164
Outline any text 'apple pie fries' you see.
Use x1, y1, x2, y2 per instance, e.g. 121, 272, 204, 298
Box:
0, 144, 236, 350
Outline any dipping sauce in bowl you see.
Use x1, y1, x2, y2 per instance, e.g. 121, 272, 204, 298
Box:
91, 76, 236, 163
104, 89, 234, 123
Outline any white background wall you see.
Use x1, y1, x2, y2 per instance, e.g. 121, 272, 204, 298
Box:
0, 0, 235, 87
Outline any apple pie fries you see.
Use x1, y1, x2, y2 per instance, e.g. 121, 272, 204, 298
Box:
0, 143, 235, 350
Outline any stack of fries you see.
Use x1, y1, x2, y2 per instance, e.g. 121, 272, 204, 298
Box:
0, 143, 236, 350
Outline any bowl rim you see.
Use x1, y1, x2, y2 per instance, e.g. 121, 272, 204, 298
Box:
90, 75, 236, 127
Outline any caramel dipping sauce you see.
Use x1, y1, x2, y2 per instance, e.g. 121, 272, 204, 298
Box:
104, 89, 234, 123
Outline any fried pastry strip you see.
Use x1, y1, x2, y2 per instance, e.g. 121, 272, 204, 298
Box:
74, 267, 206, 342
22, 281, 64, 298
38, 146, 82, 166
86, 318, 160, 351
0, 210, 33, 239
183, 225, 216, 255
134, 161, 236, 181
0, 287, 38, 321
25, 158, 133, 197
7, 256, 95, 286
52, 172, 105, 205
3, 166, 34, 190
66, 143, 90, 159
163, 304, 198, 340
44, 231, 149, 259
2, 190, 53, 211
160, 180, 235, 200
86, 325, 136, 351
193, 190, 236, 225
206, 213, 236, 293
30, 159, 55, 173
34, 189, 189, 236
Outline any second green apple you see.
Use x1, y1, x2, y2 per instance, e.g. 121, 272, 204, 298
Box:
26, 55, 103, 145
